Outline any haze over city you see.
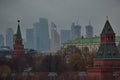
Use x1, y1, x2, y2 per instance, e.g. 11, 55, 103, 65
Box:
0, 0, 120, 39
1, 0, 120, 80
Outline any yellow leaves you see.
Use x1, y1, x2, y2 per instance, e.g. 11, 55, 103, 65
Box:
67, 53, 85, 71
0, 65, 11, 74
69, 53, 81, 65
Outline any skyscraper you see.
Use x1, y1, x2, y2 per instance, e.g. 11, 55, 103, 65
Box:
70, 22, 81, 40
85, 22, 93, 38
33, 18, 50, 50
25, 28, 34, 49
61, 29, 71, 45
0, 34, 4, 47
6, 28, 13, 49
51, 22, 60, 51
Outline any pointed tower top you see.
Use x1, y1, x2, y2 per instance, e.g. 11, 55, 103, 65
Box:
18, 20, 20, 23
95, 17, 120, 60
101, 17, 115, 34
89, 20, 91, 25
76, 17, 79, 25
16, 20, 22, 40
106, 16, 108, 21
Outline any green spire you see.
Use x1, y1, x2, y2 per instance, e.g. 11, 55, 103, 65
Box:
16, 20, 22, 40
101, 16, 115, 34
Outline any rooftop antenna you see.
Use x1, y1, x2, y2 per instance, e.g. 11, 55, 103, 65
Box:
106, 16, 108, 20
76, 17, 79, 25
89, 20, 91, 25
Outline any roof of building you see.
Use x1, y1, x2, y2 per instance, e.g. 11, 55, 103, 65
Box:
64, 36, 120, 44
95, 43, 120, 59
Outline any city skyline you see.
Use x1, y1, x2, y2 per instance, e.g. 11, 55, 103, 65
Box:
0, 0, 120, 38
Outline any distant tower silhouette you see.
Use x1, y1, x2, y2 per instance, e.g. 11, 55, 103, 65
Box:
6, 28, 13, 49
25, 28, 34, 49
50, 22, 60, 51
33, 18, 50, 50
70, 22, 81, 40
0, 34, 4, 47
85, 21, 93, 38
12, 20, 25, 58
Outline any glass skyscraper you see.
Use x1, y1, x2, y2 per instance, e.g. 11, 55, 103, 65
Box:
70, 22, 81, 40
6, 28, 13, 49
0, 34, 4, 47
61, 29, 71, 45
85, 23, 93, 38
51, 22, 60, 51
33, 18, 50, 50
25, 28, 34, 49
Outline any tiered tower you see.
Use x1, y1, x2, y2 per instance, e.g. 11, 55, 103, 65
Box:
12, 20, 25, 58
87, 17, 120, 80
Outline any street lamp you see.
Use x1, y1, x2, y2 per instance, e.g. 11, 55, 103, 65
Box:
113, 72, 119, 80
22, 72, 28, 80
2, 73, 7, 80
48, 72, 57, 80
79, 72, 87, 80
11, 73, 16, 80
29, 72, 34, 80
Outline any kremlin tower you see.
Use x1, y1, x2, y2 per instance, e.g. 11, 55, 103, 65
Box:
12, 20, 25, 58
87, 17, 120, 80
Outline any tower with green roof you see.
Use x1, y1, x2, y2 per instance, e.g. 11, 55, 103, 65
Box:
87, 17, 120, 80
95, 16, 120, 59
12, 20, 25, 58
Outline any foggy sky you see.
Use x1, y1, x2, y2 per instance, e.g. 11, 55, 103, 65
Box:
0, 0, 120, 39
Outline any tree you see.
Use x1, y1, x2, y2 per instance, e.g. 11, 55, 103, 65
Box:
52, 55, 65, 72
67, 53, 86, 71
0, 65, 11, 76
85, 52, 95, 67
39, 54, 65, 72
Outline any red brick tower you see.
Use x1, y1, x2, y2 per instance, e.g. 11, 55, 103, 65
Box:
87, 17, 120, 80
12, 20, 25, 58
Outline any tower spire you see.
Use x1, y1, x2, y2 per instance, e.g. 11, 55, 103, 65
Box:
101, 17, 114, 34
95, 17, 120, 59
89, 20, 91, 25
16, 20, 22, 40
76, 17, 79, 25
12, 20, 25, 58
106, 16, 108, 21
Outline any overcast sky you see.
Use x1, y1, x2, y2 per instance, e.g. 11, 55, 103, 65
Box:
0, 0, 120, 39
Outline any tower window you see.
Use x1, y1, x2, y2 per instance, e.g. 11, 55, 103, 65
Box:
111, 36, 113, 40
108, 36, 110, 40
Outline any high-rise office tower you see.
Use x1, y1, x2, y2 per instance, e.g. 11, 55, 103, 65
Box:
33, 18, 50, 50
70, 22, 81, 40
0, 34, 4, 47
61, 29, 71, 45
25, 28, 34, 49
51, 22, 60, 51
86, 22, 93, 38
6, 28, 13, 49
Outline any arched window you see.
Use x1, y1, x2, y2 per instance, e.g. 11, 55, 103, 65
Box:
107, 36, 110, 40
108, 28, 111, 31
111, 36, 113, 40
